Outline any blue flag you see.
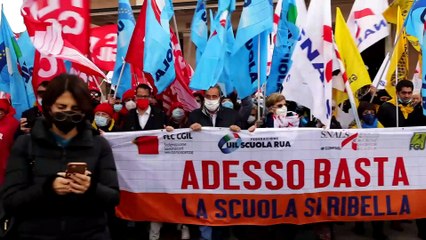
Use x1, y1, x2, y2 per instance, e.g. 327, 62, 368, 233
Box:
0, 10, 32, 118
191, 0, 208, 65
143, 0, 176, 93
231, 0, 273, 99
17, 31, 36, 105
405, 0, 426, 115
266, 0, 299, 96
217, 16, 235, 96
189, 0, 236, 90
112, 0, 136, 98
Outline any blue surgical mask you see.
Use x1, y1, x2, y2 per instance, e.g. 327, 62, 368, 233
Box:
94, 115, 108, 127
362, 114, 376, 125
222, 101, 234, 109
113, 104, 123, 112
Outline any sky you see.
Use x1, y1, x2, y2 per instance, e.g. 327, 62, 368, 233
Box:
0, 0, 26, 33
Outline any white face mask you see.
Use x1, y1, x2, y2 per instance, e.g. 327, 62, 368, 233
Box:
37, 97, 43, 106
172, 108, 185, 122
125, 100, 137, 110
247, 115, 256, 124
94, 115, 109, 127
204, 99, 220, 112
275, 106, 287, 117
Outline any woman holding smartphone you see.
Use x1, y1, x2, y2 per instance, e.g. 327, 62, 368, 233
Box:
2, 74, 119, 240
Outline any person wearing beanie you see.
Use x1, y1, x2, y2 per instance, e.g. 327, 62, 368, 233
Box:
92, 103, 119, 132
0, 99, 19, 184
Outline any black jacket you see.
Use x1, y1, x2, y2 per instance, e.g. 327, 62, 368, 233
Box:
377, 102, 426, 127
3, 119, 119, 238
188, 107, 242, 127
121, 106, 167, 131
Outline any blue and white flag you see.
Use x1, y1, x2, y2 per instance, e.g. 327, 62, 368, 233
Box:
230, 0, 273, 99
143, 0, 176, 93
0, 10, 32, 118
112, 0, 135, 98
217, 16, 235, 96
191, 0, 208, 64
17, 31, 36, 106
405, 0, 426, 115
266, 0, 299, 96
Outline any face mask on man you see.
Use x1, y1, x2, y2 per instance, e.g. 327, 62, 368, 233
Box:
275, 106, 287, 117
172, 108, 185, 122
125, 100, 137, 110
51, 111, 84, 134
204, 99, 220, 112
222, 101, 234, 109
362, 114, 376, 125
37, 97, 43, 106
247, 115, 256, 124
136, 99, 149, 110
398, 98, 412, 105
113, 104, 123, 112
95, 115, 109, 127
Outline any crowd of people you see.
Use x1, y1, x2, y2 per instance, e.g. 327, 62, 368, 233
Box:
0, 73, 426, 240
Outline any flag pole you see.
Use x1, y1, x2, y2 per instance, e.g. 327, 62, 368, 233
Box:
345, 80, 362, 128
257, 34, 262, 122
113, 57, 127, 99
172, 15, 181, 47
395, 10, 400, 128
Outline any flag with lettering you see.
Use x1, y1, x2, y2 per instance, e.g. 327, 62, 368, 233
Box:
191, 0, 208, 64
405, 0, 426, 115
21, 0, 105, 80
335, 7, 371, 106
189, 0, 236, 91
281, 0, 333, 127
143, 0, 176, 93
266, 0, 299, 96
0, 10, 33, 118
112, 0, 135, 98
90, 24, 117, 72
230, 0, 273, 99
17, 31, 36, 105
347, 0, 389, 53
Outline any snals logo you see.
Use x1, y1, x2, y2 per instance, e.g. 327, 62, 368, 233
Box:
218, 134, 291, 154
410, 132, 426, 150
218, 133, 242, 154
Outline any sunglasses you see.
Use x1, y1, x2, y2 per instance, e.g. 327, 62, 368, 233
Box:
275, 104, 286, 108
53, 111, 84, 123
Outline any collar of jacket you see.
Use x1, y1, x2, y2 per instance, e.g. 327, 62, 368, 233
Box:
31, 118, 95, 148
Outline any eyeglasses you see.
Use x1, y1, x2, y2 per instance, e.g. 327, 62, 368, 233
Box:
135, 95, 150, 99
274, 103, 287, 108
53, 111, 84, 123
90, 92, 100, 98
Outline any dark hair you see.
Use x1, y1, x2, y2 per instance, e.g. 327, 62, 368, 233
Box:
42, 74, 94, 122
136, 84, 152, 95
396, 80, 413, 92
357, 101, 376, 117
38, 81, 50, 88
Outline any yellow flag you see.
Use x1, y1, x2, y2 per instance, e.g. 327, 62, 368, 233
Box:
335, 7, 371, 100
385, 7, 409, 101
383, 0, 420, 51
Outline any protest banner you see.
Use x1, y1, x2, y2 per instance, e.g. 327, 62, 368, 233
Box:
106, 127, 426, 225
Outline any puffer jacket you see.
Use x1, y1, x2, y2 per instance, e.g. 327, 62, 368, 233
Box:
2, 118, 119, 239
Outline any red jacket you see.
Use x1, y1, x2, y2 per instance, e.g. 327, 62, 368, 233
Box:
0, 115, 19, 185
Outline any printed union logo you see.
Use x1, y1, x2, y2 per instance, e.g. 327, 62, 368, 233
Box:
341, 133, 359, 150
218, 133, 242, 154
410, 132, 426, 150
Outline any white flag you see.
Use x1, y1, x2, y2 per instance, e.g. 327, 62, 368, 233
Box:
347, 0, 389, 52
282, 0, 333, 128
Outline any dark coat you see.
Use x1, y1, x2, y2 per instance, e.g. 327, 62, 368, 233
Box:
188, 107, 242, 127
377, 102, 426, 127
121, 106, 167, 131
2, 119, 119, 239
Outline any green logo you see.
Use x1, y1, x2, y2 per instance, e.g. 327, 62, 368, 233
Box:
410, 132, 426, 150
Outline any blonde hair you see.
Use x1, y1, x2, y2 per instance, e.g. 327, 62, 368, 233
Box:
266, 93, 286, 108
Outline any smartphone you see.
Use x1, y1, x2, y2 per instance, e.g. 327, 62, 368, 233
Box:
66, 162, 87, 177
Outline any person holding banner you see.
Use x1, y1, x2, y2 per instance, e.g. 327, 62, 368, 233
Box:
377, 80, 426, 127
263, 93, 299, 128
2, 74, 119, 240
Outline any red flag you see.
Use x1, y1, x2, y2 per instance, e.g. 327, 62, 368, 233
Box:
90, 24, 118, 71
126, 0, 148, 71
22, 0, 105, 84
32, 52, 67, 88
